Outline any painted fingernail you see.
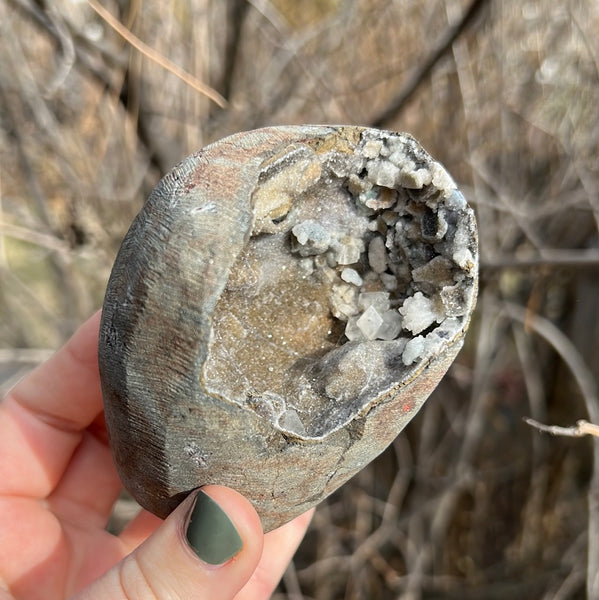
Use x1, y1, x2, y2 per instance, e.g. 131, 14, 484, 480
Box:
185, 490, 243, 565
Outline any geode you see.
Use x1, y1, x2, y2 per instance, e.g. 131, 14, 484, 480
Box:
98, 126, 478, 531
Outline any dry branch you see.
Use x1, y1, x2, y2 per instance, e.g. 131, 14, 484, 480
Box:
525, 417, 599, 438
86, 0, 227, 108
505, 302, 599, 598
371, 0, 491, 128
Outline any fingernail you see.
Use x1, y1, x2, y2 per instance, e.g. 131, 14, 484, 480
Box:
185, 490, 243, 565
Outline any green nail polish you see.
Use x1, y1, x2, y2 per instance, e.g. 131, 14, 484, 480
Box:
185, 491, 243, 565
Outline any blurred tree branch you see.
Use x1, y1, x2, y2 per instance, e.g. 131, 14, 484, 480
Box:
8, 0, 127, 87
481, 249, 599, 271
86, 0, 227, 108
218, 0, 250, 102
371, 0, 491, 128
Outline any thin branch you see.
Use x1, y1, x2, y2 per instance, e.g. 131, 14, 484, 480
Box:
481, 249, 599, 271
218, 0, 250, 102
86, 0, 227, 108
41, 3, 76, 97
0, 222, 70, 254
524, 417, 599, 439
371, 0, 491, 128
8, 0, 126, 84
504, 301, 599, 598
504, 302, 599, 422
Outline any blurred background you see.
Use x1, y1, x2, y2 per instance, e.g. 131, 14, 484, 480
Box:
1, 0, 599, 597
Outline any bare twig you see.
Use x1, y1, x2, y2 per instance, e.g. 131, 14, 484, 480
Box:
512, 323, 549, 561
7, 0, 126, 90
525, 417, 599, 438
41, 3, 76, 97
86, 0, 227, 108
505, 302, 599, 598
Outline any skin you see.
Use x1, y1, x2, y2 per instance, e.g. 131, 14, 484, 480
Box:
0, 312, 313, 599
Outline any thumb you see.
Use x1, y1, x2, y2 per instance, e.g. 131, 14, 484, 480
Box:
74, 486, 264, 600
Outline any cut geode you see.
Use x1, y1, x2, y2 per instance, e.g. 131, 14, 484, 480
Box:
98, 126, 478, 531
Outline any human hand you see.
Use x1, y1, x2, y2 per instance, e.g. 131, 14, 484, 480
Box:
0, 312, 313, 599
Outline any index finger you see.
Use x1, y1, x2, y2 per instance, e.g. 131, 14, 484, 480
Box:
0, 311, 103, 497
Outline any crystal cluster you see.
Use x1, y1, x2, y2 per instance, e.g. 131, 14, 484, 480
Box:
289, 130, 475, 366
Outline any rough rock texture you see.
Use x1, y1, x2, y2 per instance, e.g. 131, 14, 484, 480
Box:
98, 126, 478, 531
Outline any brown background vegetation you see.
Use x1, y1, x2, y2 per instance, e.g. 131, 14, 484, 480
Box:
1, 0, 599, 597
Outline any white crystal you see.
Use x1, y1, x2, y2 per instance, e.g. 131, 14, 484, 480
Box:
330, 283, 359, 320
368, 236, 387, 273
291, 220, 330, 255
399, 292, 440, 335
431, 162, 457, 193
440, 284, 467, 317
341, 267, 363, 286
278, 409, 307, 436
377, 310, 403, 340
344, 315, 363, 341
445, 190, 467, 210
362, 139, 383, 158
379, 272, 398, 291
367, 159, 400, 188
347, 173, 373, 195
402, 336, 425, 365
363, 187, 396, 210
453, 248, 474, 271
358, 291, 390, 312
398, 167, 432, 189
332, 236, 364, 265
423, 330, 445, 356
356, 305, 384, 340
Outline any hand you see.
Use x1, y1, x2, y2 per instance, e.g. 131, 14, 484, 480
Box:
0, 312, 312, 599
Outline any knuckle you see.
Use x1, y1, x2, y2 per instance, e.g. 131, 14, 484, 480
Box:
116, 554, 163, 600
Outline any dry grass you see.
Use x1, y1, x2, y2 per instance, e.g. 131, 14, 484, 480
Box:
1, 0, 599, 597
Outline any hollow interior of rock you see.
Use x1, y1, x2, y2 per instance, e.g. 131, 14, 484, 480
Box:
201, 135, 475, 439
